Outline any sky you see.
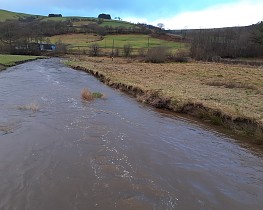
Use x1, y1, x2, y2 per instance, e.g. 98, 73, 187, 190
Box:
0, 0, 263, 29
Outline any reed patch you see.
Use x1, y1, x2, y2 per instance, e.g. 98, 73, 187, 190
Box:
18, 103, 40, 112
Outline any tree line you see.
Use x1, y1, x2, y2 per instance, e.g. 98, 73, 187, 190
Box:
188, 22, 263, 60
0, 19, 72, 54
0, 18, 153, 55
0, 16, 262, 60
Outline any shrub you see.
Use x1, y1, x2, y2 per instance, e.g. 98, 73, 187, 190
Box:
138, 48, 146, 57
123, 44, 132, 57
146, 46, 168, 63
55, 39, 67, 55
211, 55, 221, 62
89, 43, 100, 56
170, 49, 190, 62
114, 48, 120, 57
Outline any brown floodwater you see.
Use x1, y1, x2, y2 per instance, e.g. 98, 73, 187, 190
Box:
0, 58, 263, 210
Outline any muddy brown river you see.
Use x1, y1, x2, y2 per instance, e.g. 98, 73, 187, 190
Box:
0, 58, 263, 210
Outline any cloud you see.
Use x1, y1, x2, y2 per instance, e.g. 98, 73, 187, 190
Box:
0, 0, 178, 17
0, 0, 237, 20
123, 17, 149, 24
151, 0, 263, 29
1, 0, 262, 29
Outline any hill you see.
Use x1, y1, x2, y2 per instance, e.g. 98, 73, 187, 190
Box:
0, 9, 157, 31
0, 9, 186, 56
0, 9, 37, 21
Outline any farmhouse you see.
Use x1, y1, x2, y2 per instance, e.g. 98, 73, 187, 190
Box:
39, 43, 56, 51
14, 43, 56, 54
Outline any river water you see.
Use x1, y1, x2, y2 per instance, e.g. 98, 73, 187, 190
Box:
0, 58, 262, 210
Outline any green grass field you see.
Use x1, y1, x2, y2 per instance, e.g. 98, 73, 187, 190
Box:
0, 54, 42, 66
96, 34, 182, 49
0, 9, 37, 21
40, 17, 68, 22
100, 20, 137, 29
50, 34, 183, 51
49, 34, 102, 48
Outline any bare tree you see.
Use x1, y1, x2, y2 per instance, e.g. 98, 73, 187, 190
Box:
89, 43, 100, 56
123, 44, 132, 57
157, 23, 165, 30
251, 22, 263, 45
146, 46, 168, 63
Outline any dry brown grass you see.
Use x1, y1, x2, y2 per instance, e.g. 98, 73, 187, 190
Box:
81, 88, 105, 101
0, 122, 20, 134
0, 125, 12, 133
81, 88, 94, 101
69, 56, 263, 130
18, 103, 40, 112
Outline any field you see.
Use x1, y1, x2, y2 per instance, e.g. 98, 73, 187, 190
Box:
49, 33, 102, 48
95, 34, 182, 49
0, 54, 42, 67
100, 20, 138, 28
0, 9, 38, 21
71, 20, 96, 26
41, 17, 68, 22
49, 33, 183, 53
68, 56, 263, 140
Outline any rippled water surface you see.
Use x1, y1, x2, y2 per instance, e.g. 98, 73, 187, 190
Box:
0, 58, 263, 210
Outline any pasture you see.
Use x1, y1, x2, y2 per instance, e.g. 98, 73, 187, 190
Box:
49, 33, 184, 54
0, 9, 31, 21
0, 54, 42, 66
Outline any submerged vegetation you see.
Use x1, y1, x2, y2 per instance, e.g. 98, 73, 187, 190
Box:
18, 103, 40, 112
92, 92, 104, 98
81, 88, 104, 101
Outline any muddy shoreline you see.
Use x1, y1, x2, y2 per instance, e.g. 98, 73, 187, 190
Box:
70, 64, 263, 143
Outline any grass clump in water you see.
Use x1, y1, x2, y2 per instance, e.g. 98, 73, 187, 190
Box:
92, 92, 104, 98
81, 88, 93, 101
18, 103, 40, 112
81, 88, 104, 101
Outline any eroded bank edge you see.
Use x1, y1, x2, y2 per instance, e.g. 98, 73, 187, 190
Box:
70, 64, 263, 144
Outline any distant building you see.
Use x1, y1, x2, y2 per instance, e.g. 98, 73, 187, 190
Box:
39, 43, 56, 51
15, 43, 56, 53
48, 14, 62, 18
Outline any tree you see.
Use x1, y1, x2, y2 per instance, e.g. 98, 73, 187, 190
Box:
98, 14, 111, 20
123, 44, 132, 57
251, 22, 263, 45
89, 43, 100, 56
55, 39, 67, 55
146, 46, 168, 63
157, 23, 165, 30
0, 20, 24, 53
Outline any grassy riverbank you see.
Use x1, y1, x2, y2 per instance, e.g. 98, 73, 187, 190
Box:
67, 56, 263, 142
0, 54, 44, 70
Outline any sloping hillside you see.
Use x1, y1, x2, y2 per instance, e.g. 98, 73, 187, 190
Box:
0, 9, 34, 21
